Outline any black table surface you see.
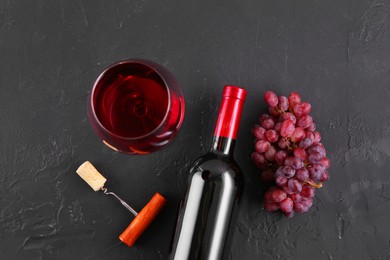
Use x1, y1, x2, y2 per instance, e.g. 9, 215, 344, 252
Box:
1, 0, 390, 259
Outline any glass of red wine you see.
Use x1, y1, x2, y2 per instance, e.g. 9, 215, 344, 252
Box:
88, 59, 185, 154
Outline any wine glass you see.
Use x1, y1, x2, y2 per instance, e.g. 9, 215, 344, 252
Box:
88, 59, 185, 154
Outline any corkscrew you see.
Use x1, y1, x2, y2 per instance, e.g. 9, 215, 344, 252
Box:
76, 161, 167, 247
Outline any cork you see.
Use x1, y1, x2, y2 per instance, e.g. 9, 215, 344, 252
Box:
76, 161, 107, 191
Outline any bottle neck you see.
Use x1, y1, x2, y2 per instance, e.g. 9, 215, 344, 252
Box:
211, 94, 245, 156
211, 136, 236, 156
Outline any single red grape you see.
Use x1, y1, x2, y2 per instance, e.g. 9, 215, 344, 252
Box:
275, 150, 288, 165
301, 197, 313, 208
288, 92, 301, 110
294, 202, 309, 213
277, 96, 289, 111
283, 184, 295, 194
313, 131, 321, 144
293, 147, 307, 161
310, 163, 325, 178
274, 122, 282, 133
264, 91, 278, 107
271, 189, 287, 202
301, 102, 312, 114
265, 146, 277, 161
290, 127, 305, 143
320, 171, 330, 182
295, 168, 309, 182
299, 137, 313, 149
276, 167, 284, 177
307, 144, 326, 156
261, 117, 275, 130
259, 114, 269, 123
308, 151, 323, 164
280, 119, 295, 138
285, 156, 304, 169
280, 112, 296, 124
309, 166, 323, 181
290, 193, 301, 202
251, 152, 268, 168
288, 179, 302, 193
301, 186, 315, 198
266, 130, 279, 143
293, 102, 311, 117
276, 176, 288, 187
255, 140, 271, 153
315, 162, 326, 172
297, 115, 313, 129
320, 157, 331, 169
279, 197, 294, 213
308, 122, 316, 132
277, 166, 296, 178
305, 130, 315, 141
252, 125, 266, 140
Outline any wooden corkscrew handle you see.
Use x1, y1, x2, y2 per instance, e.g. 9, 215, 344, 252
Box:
119, 193, 167, 247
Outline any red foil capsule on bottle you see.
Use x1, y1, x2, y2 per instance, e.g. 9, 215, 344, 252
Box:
214, 85, 247, 140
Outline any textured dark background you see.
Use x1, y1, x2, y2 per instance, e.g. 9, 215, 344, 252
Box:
1, 0, 390, 259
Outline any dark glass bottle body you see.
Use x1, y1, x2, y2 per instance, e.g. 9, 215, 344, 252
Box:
170, 86, 246, 260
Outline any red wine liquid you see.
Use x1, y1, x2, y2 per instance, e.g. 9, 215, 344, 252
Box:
94, 64, 169, 138
89, 60, 185, 154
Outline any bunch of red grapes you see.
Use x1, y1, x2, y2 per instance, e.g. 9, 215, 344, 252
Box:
251, 91, 330, 217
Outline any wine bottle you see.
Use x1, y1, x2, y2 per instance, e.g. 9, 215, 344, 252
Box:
170, 85, 247, 260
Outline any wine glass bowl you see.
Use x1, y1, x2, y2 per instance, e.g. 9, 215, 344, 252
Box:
88, 59, 185, 154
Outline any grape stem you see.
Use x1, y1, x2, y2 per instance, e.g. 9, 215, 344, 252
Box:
284, 137, 294, 151
305, 181, 323, 189
276, 107, 286, 115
